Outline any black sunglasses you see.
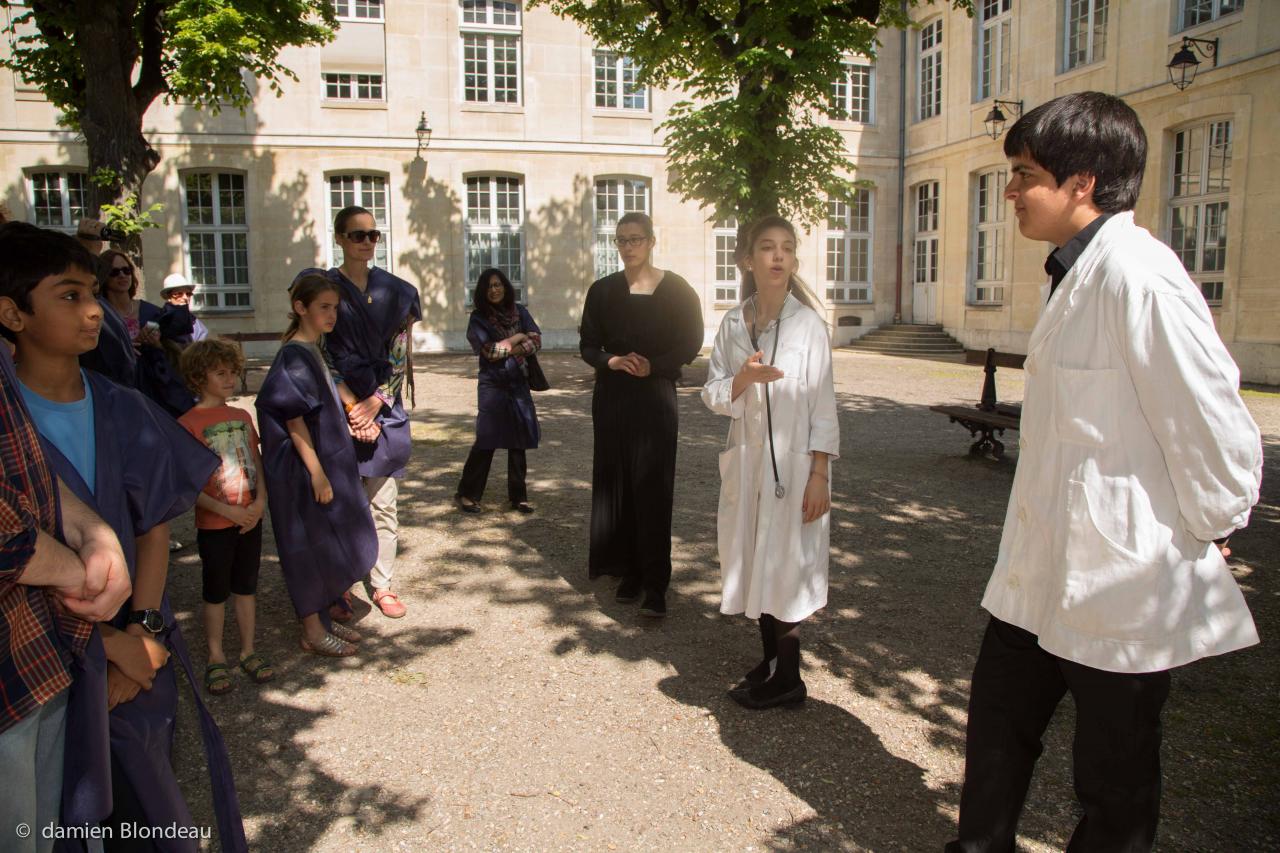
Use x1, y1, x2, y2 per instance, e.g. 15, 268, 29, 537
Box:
108, 266, 133, 277
342, 229, 382, 244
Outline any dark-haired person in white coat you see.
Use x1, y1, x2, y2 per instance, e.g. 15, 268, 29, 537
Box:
947, 92, 1263, 853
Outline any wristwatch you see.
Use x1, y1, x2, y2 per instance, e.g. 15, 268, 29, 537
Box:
126, 609, 164, 634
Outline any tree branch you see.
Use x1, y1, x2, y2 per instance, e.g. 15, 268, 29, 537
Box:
132, 0, 168, 110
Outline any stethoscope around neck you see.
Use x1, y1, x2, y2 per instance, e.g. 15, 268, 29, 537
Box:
748, 298, 786, 500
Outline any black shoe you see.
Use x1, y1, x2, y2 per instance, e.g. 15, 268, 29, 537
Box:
733, 658, 775, 691
639, 591, 667, 618
455, 495, 481, 514
614, 578, 643, 603
730, 678, 806, 710
510, 501, 534, 514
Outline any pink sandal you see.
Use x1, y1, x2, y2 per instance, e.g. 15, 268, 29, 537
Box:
372, 589, 406, 619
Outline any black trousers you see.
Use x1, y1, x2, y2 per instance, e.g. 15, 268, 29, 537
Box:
946, 617, 1171, 853
457, 444, 527, 504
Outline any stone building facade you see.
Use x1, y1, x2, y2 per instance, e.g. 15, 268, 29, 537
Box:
1, 0, 1276, 381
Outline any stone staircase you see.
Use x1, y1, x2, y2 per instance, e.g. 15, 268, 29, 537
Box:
842, 324, 966, 360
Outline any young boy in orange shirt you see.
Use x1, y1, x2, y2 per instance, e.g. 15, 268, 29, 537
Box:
178, 339, 273, 694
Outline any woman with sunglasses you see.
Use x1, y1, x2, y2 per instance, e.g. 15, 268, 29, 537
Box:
95, 250, 195, 416
579, 212, 703, 618
299, 206, 421, 620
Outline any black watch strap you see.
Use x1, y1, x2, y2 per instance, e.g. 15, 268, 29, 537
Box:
126, 609, 164, 634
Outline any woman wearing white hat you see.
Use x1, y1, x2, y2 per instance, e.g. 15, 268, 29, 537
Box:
153, 272, 209, 347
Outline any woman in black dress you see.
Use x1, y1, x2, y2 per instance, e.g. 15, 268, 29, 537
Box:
579, 212, 703, 617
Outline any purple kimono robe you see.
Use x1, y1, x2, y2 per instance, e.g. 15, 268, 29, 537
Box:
132, 301, 195, 417
466, 305, 541, 450
256, 341, 377, 619
300, 267, 421, 479
36, 373, 246, 852
79, 297, 137, 389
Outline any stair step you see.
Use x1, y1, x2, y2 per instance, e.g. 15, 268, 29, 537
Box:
859, 333, 958, 343
847, 341, 964, 352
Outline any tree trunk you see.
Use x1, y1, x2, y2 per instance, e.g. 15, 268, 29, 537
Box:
74, 0, 157, 261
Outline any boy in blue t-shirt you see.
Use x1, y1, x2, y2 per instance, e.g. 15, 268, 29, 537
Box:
0, 222, 245, 849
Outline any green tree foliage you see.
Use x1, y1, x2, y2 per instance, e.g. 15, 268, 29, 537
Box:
532, 0, 969, 234
2, 0, 336, 221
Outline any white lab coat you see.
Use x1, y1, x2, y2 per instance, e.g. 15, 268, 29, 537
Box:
983, 212, 1262, 674
702, 294, 841, 622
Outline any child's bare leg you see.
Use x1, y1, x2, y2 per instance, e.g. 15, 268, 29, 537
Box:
203, 602, 226, 664
233, 594, 256, 659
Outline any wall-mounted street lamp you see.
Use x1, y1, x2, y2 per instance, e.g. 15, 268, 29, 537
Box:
415, 112, 433, 153
1167, 36, 1219, 91
983, 99, 1023, 140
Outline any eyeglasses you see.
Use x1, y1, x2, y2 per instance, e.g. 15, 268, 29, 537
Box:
108, 267, 132, 277
614, 236, 649, 248
342, 229, 382, 244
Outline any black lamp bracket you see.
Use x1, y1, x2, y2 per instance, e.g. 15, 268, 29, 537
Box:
992, 99, 1023, 118
1181, 36, 1220, 66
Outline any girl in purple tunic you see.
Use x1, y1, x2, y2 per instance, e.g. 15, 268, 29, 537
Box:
256, 274, 377, 657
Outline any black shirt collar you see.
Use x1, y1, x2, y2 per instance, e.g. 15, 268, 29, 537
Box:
1045, 213, 1112, 297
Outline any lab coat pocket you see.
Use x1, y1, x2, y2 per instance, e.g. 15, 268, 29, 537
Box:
784, 451, 823, 570
718, 446, 742, 508
772, 345, 807, 384
1059, 479, 1174, 640
1054, 367, 1119, 447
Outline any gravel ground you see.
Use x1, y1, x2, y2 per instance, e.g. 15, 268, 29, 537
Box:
166, 350, 1279, 852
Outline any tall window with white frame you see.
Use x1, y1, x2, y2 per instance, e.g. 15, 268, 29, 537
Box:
977, 0, 1013, 101
917, 19, 943, 121
826, 190, 872, 304
1064, 0, 1107, 70
914, 181, 940, 297
593, 178, 650, 281
466, 175, 525, 302
183, 172, 251, 310
594, 50, 647, 110
713, 219, 739, 303
1169, 120, 1231, 306
328, 174, 391, 270
461, 0, 521, 104
28, 170, 86, 232
972, 168, 1007, 304
330, 0, 384, 19
830, 57, 874, 123
1180, 0, 1244, 31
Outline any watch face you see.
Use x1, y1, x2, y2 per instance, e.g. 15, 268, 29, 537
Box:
134, 610, 163, 633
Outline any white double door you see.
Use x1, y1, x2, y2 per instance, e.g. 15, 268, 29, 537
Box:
912, 236, 939, 324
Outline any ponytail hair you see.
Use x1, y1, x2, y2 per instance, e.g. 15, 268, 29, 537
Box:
283, 273, 341, 341
739, 215, 823, 313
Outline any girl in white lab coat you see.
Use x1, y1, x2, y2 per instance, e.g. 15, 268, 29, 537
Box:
701, 216, 840, 709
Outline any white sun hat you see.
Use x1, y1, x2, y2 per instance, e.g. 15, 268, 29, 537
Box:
160, 272, 197, 296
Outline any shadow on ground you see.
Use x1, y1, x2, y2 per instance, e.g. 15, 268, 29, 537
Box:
169, 352, 1277, 851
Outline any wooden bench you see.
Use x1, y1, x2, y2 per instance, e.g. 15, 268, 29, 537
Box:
929, 348, 1022, 459
224, 331, 282, 393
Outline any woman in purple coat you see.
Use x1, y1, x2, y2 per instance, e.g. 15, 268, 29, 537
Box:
455, 268, 542, 514
301, 205, 421, 619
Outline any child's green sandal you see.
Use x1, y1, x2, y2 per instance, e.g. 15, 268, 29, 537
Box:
239, 652, 275, 684
204, 663, 233, 695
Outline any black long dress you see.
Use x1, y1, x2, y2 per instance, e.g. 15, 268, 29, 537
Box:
579, 271, 703, 593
